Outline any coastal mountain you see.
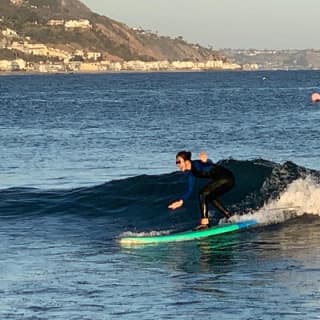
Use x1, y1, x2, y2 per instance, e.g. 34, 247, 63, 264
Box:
0, 0, 221, 62
224, 48, 320, 70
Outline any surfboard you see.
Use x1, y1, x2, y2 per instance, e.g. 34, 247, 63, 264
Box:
119, 219, 257, 245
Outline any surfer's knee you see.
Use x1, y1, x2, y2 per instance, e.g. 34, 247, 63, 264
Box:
199, 188, 211, 198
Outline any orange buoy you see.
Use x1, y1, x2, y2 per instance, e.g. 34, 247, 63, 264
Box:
311, 92, 320, 103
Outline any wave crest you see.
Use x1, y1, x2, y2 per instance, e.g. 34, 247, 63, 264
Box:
0, 159, 319, 231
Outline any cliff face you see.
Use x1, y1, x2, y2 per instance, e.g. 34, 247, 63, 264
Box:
0, 0, 221, 62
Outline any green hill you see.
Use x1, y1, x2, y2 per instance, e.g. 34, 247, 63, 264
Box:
0, 0, 221, 62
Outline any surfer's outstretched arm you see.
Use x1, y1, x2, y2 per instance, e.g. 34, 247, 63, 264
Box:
168, 173, 195, 210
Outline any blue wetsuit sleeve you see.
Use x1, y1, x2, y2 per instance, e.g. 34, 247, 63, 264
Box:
180, 173, 195, 201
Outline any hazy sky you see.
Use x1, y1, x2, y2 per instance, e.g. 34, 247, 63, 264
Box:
81, 0, 320, 50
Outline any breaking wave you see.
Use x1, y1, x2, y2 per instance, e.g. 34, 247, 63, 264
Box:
0, 159, 319, 235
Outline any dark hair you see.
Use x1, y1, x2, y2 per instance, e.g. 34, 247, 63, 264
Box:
176, 150, 192, 161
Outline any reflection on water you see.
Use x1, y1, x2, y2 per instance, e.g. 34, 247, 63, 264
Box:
119, 217, 320, 319
120, 229, 258, 274
1, 214, 319, 319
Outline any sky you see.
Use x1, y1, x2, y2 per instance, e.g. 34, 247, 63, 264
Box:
81, 0, 320, 50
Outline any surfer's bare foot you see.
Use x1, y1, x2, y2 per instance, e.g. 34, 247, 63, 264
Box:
194, 224, 209, 231
225, 212, 232, 220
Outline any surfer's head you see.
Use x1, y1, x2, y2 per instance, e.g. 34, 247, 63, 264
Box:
175, 150, 192, 172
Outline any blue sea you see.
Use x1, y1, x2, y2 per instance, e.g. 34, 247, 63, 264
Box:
0, 71, 320, 319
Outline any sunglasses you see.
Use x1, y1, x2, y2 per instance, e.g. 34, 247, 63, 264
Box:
176, 160, 181, 165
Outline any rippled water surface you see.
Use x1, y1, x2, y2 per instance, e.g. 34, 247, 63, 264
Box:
0, 71, 320, 319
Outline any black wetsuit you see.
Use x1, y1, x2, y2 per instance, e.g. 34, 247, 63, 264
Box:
180, 160, 235, 223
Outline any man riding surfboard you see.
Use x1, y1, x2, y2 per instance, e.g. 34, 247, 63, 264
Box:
168, 151, 235, 230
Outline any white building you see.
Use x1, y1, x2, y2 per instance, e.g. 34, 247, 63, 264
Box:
65, 19, 92, 30
2, 28, 18, 38
9, 41, 69, 59
205, 60, 224, 69
0, 38, 7, 49
87, 51, 101, 60
47, 19, 64, 26
24, 43, 48, 56
0, 59, 26, 71
171, 61, 197, 70
10, 0, 23, 6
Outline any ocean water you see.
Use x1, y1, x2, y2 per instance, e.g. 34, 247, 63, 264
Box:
0, 71, 320, 319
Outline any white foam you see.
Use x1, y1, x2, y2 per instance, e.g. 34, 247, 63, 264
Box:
121, 176, 320, 236
231, 175, 320, 225
120, 229, 171, 238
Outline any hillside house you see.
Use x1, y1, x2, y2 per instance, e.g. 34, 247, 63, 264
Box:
47, 19, 64, 26
65, 20, 92, 30
0, 58, 26, 71
2, 28, 18, 38
87, 51, 101, 60
10, 0, 23, 6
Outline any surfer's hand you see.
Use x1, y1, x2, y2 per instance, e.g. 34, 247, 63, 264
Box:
168, 200, 183, 210
199, 151, 208, 163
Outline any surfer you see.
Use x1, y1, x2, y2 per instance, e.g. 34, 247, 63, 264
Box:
168, 151, 235, 230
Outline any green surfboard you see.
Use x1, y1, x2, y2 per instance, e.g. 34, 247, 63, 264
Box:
119, 220, 257, 245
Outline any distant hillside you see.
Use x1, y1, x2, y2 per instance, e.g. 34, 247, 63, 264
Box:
0, 0, 221, 62
224, 49, 320, 70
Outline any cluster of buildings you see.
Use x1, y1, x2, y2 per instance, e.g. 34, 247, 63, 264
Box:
47, 19, 92, 30
0, 19, 258, 73
0, 24, 105, 73
0, 57, 244, 73
68, 59, 243, 73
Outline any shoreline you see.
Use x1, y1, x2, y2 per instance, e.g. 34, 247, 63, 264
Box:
0, 69, 229, 76
0, 68, 314, 77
